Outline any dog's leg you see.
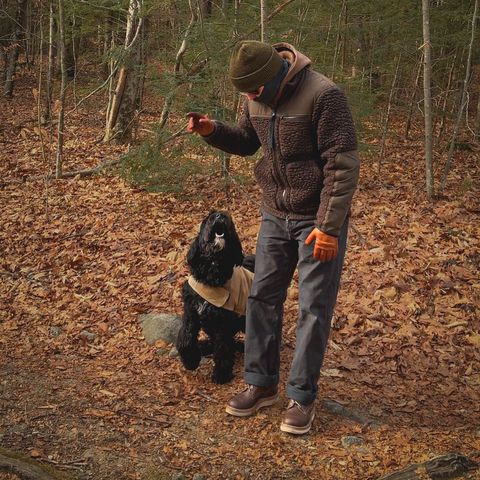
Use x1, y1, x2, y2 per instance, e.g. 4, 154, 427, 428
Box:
212, 333, 236, 384
198, 339, 214, 356
176, 288, 201, 371
234, 339, 244, 353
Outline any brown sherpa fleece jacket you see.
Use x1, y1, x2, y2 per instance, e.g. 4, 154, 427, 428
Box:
204, 43, 360, 237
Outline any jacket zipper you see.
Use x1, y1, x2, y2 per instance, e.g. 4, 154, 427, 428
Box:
269, 108, 287, 211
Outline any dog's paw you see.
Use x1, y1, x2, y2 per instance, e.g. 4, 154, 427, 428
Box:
212, 368, 234, 384
178, 347, 201, 370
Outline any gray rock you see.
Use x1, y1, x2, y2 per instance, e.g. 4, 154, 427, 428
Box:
80, 330, 96, 342
341, 435, 364, 448
168, 347, 179, 358
171, 474, 186, 480
138, 313, 182, 345
193, 475, 206, 480
49, 326, 62, 337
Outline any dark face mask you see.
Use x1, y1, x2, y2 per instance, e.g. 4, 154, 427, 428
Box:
254, 59, 290, 106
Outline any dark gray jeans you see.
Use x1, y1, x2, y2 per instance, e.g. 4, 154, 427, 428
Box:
244, 211, 348, 405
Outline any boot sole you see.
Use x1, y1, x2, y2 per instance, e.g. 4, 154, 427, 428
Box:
280, 413, 315, 435
225, 394, 279, 417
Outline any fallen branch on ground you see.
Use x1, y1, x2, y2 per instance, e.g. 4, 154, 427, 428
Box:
377, 452, 478, 480
0, 451, 67, 480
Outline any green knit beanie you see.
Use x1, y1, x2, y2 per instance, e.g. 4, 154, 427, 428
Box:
229, 41, 284, 92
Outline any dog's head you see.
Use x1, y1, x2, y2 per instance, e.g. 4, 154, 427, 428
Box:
187, 211, 244, 286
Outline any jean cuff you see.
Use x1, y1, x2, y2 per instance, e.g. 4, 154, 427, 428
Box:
286, 384, 316, 405
244, 371, 278, 388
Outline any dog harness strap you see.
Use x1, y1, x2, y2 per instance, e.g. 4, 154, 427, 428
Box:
188, 266, 254, 316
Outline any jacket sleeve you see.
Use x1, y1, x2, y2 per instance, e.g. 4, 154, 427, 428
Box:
203, 100, 261, 157
314, 87, 360, 237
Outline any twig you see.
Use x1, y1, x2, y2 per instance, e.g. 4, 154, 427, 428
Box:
197, 391, 217, 403
67, 66, 118, 115
31, 412, 56, 421
350, 223, 367, 246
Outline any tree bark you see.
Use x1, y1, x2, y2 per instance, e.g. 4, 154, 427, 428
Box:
331, 0, 346, 81
404, 53, 422, 140
260, 0, 266, 42
0, 452, 58, 480
378, 54, 401, 173
3, 0, 28, 98
377, 453, 477, 480
158, 0, 196, 130
56, 0, 67, 179
439, 0, 478, 193
103, 0, 146, 143
422, 0, 434, 199
44, 0, 55, 123
436, 49, 458, 142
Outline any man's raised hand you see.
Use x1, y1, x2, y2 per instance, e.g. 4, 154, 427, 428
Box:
186, 112, 215, 136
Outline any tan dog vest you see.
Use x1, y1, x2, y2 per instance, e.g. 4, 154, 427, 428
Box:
188, 266, 254, 316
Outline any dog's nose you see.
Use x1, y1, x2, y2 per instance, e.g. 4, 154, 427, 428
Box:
214, 213, 222, 221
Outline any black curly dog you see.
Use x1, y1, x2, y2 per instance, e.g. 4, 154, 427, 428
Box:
176, 211, 254, 384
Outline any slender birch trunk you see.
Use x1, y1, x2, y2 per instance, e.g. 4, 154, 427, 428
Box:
56, 0, 67, 179
260, 0, 265, 42
436, 49, 458, 142
378, 54, 401, 173
331, 0, 346, 81
405, 53, 423, 140
104, 0, 145, 143
422, 0, 434, 199
439, 0, 478, 193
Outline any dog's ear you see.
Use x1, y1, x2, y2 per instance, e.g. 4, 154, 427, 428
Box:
187, 237, 201, 270
228, 223, 244, 267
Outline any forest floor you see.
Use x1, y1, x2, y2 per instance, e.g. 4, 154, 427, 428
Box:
0, 71, 479, 480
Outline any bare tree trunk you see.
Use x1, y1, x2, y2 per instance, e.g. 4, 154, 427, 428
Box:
378, 54, 401, 173
159, 0, 196, 129
436, 49, 458, 142
24, 0, 32, 67
331, 0, 346, 81
56, 0, 67, 179
260, 0, 265, 42
3, 0, 28, 98
44, 0, 55, 123
405, 53, 423, 140
439, 0, 478, 193
323, 14, 332, 65
422, 0, 434, 199
294, 4, 309, 46
233, 0, 240, 37
104, 0, 145, 143
340, 1, 348, 73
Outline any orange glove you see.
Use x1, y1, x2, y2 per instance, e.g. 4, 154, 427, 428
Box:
186, 112, 215, 136
305, 228, 338, 262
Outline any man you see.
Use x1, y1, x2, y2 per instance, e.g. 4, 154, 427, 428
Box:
187, 40, 359, 435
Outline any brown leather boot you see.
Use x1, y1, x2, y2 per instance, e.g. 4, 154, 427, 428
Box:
280, 399, 315, 434
225, 384, 279, 417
